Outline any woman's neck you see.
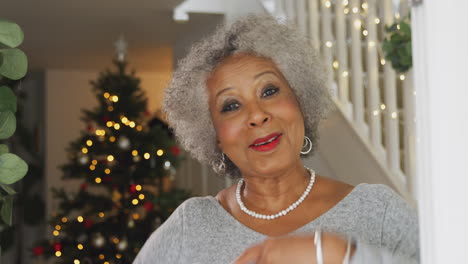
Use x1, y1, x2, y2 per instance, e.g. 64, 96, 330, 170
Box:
240, 163, 311, 213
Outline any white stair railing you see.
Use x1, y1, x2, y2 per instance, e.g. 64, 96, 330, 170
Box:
260, 0, 416, 196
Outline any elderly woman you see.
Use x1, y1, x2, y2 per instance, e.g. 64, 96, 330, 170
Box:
134, 14, 419, 264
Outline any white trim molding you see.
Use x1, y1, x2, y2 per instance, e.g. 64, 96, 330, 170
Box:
412, 1, 468, 263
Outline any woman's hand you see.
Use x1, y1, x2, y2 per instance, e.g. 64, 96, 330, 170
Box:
232, 232, 354, 264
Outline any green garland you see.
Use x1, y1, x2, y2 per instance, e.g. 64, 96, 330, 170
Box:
382, 15, 412, 73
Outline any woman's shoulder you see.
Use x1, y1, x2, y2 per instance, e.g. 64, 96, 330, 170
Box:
176, 195, 225, 222
352, 182, 410, 206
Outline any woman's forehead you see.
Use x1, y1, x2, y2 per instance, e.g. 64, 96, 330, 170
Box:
209, 54, 283, 83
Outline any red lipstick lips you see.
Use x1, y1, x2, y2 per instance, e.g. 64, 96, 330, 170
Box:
249, 133, 282, 152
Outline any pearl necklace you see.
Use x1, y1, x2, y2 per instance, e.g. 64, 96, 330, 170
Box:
236, 167, 316, 220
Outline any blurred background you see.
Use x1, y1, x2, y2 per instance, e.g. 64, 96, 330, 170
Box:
0, 0, 448, 263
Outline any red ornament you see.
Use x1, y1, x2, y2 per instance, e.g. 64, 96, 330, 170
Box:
87, 124, 94, 133
84, 219, 93, 229
33, 246, 44, 256
102, 115, 110, 122
170, 146, 181, 156
129, 184, 137, 194
52, 242, 63, 252
81, 183, 88, 190
103, 176, 112, 183
144, 201, 154, 212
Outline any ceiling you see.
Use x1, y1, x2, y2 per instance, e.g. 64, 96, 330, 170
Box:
1, 0, 222, 72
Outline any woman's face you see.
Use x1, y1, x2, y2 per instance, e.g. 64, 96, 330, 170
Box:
207, 53, 305, 177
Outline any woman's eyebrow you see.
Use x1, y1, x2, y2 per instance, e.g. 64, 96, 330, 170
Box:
254, 70, 276, 79
216, 87, 233, 98
215, 71, 277, 98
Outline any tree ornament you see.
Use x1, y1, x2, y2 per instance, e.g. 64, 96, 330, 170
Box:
129, 184, 138, 194
78, 154, 89, 165
128, 219, 135, 228
154, 217, 162, 229
87, 124, 94, 133
33, 246, 44, 256
77, 233, 87, 243
112, 189, 122, 203
144, 201, 154, 212
53, 242, 63, 251
117, 237, 128, 251
118, 136, 131, 150
162, 175, 174, 193
84, 219, 93, 229
170, 146, 180, 156
81, 183, 88, 190
92, 233, 106, 248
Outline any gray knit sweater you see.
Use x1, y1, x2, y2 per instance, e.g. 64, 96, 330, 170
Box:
133, 183, 419, 263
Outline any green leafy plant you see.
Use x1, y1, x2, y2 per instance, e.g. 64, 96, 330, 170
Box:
382, 15, 412, 73
0, 19, 29, 253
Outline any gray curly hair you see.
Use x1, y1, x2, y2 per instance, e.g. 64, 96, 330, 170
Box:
163, 14, 332, 178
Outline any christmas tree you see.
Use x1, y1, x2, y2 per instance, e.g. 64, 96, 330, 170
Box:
33, 48, 190, 263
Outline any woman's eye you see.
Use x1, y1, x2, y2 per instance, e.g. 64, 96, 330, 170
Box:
262, 85, 279, 97
221, 102, 240, 113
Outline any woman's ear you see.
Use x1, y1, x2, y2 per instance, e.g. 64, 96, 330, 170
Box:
216, 138, 222, 150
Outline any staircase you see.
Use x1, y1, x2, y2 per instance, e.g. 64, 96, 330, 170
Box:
260, 0, 416, 202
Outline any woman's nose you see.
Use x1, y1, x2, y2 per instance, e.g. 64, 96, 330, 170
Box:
247, 104, 271, 128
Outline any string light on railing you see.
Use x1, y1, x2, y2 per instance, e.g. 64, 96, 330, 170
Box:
333, 60, 339, 69
380, 58, 386, 65
324, 1, 331, 8
344, 7, 350, 14
399, 74, 406, 81
363, 30, 369, 36
397, 24, 401, 30
395, 12, 401, 19
391, 112, 398, 119
325, 41, 333, 48
361, 2, 368, 10
342, 71, 349, 77
368, 41, 376, 47
375, 18, 380, 24
380, 104, 386, 110
354, 20, 362, 29
343, 0, 349, 5
352, 7, 359, 13
373, 110, 379, 116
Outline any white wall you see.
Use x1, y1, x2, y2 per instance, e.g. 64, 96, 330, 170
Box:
412, 1, 468, 263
